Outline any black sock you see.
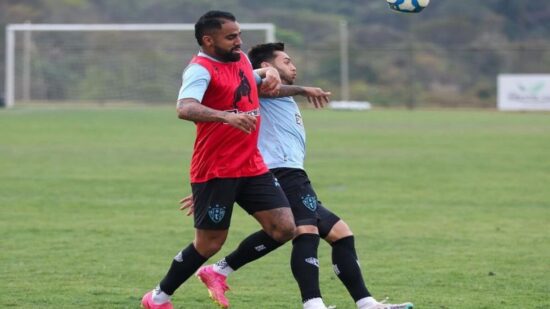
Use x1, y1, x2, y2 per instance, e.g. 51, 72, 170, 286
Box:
225, 230, 283, 270
331, 236, 371, 301
159, 244, 207, 295
291, 233, 322, 302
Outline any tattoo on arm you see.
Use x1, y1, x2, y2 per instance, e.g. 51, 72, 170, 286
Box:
177, 99, 226, 122
279, 85, 305, 96
261, 85, 305, 98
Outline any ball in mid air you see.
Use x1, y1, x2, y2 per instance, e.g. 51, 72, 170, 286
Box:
387, 0, 430, 13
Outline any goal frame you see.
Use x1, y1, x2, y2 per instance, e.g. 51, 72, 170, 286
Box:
3, 23, 276, 108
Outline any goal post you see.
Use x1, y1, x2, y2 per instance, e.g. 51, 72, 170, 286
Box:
3, 23, 276, 108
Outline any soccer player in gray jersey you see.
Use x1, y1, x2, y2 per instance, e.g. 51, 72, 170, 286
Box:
182, 43, 414, 309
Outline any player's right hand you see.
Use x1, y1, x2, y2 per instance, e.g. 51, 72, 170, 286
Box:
224, 112, 257, 134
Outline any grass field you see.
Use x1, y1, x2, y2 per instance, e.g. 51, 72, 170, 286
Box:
1, 106, 549, 309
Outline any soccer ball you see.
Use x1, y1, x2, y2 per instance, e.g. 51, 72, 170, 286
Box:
387, 0, 430, 13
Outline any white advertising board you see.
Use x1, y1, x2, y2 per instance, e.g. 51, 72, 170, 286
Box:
498, 74, 550, 111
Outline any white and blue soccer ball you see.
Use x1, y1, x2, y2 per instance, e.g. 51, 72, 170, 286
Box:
387, 0, 430, 13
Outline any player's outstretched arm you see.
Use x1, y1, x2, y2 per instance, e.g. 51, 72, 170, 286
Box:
177, 98, 257, 134
300, 86, 331, 108
262, 85, 331, 108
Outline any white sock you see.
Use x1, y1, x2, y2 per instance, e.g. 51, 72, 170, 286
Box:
357, 296, 377, 309
303, 297, 327, 309
213, 258, 234, 277
152, 286, 171, 305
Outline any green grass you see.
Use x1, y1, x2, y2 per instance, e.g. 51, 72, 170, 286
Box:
1, 107, 549, 309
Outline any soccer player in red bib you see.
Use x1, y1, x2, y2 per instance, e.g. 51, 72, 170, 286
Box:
141, 11, 296, 309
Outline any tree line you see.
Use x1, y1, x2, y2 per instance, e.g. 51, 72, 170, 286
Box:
1, 0, 549, 107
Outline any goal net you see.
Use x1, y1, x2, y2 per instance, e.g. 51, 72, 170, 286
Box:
4, 23, 275, 108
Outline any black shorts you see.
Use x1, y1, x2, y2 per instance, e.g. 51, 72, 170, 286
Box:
270, 168, 340, 238
191, 172, 290, 230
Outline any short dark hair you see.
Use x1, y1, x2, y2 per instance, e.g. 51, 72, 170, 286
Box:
194, 11, 236, 46
248, 42, 285, 69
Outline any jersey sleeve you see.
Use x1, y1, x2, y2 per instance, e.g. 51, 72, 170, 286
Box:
177, 64, 211, 103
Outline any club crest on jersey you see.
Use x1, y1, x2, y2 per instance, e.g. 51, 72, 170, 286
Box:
273, 177, 281, 187
301, 194, 317, 211
208, 204, 226, 223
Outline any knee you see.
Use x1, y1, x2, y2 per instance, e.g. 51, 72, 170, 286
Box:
255, 208, 296, 243
195, 242, 222, 258
295, 225, 319, 236
269, 220, 296, 243
325, 220, 353, 243
194, 234, 227, 258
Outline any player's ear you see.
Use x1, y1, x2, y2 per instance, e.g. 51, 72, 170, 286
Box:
260, 61, 271, 68
202, 35, 214, 48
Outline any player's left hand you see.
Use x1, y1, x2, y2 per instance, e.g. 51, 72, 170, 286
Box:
260, 67, 281, 96
179, 194, 194, 216
303, 87, 331, 108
